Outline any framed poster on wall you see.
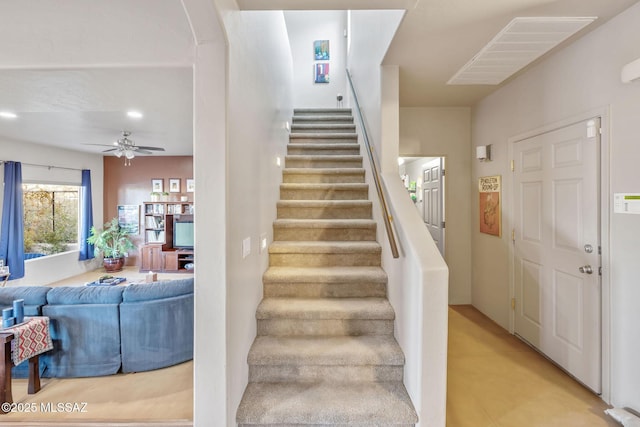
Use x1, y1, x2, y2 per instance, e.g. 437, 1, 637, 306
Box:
118, 205, 140, 235
479, 175, 501, 236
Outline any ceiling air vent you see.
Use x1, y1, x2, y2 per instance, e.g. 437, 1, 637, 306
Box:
447, 17, 597, 85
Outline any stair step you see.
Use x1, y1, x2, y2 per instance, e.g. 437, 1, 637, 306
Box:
273, 219, 376, 241
280, 183, 368, 201
290, 133, 358, 144
256, 297, 394, 336
287, 143, 360, 156
292, 115, 354, 124
236, 381, 418, 426
291, 123, 356, 134
269, 241, 381, 267
294, 108, 352, 116
248, 335, 404, 382
282, 168, 365, 184
286, 155, 362, 169
263, 266, 387, 298
277, 200, 372, 220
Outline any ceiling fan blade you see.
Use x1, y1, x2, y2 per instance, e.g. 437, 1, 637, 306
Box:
136, 146, 165, 151
83, 143, 118, 147
102, 148, 119, 153
135, 149, 154, 155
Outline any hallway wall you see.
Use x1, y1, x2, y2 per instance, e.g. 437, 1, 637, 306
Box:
217, 8, 295, 424
400, 107, 471, 304
284, 11, 348, 108
471, 2, 640, 409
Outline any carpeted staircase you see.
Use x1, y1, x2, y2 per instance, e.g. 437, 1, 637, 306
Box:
236, 108, 418, 427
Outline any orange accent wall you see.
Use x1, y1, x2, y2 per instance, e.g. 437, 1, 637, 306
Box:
103, 156, 194, 266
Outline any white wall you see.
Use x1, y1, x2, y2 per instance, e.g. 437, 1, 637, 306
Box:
0, 139, 104, 285
472, 2, 640, 410
212, 5, 295, 424
347, 9, 404, 167
400, 107, 472, 304
284, 11, 347, 108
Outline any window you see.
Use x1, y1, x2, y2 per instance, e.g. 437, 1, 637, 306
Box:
23, 183, 79, 256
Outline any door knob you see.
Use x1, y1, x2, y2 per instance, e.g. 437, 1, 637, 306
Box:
579, 265, 593, 274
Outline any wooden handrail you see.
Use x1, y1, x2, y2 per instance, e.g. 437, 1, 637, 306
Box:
346, 69, 399, 258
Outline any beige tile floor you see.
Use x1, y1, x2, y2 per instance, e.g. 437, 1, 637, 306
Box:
448, 305, 617, 427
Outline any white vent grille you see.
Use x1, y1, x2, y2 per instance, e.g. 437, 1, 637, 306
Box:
447, 17, 597, 85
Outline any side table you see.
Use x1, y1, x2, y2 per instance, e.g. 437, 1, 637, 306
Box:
0, 317, 53, 413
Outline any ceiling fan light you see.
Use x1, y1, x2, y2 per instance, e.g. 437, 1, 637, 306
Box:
114, 151, 123, 158
125, 150, 135, 160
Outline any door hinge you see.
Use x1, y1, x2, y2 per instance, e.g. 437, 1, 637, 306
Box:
510, 160, 515, 172
441, 221, 446, 228
599, 266, 602, 276
511, 229, 515, 243
511, 298, 516, 310
441, 169, 445, 177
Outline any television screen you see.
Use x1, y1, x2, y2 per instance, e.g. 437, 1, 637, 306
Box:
173, 220, 194, 249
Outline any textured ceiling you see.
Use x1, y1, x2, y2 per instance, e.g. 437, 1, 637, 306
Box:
384, 0, 640, 106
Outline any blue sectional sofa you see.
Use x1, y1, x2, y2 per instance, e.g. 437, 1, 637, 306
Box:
0, 278, 194, 378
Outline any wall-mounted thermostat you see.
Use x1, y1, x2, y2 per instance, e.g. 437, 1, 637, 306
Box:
614, 193, 640, 214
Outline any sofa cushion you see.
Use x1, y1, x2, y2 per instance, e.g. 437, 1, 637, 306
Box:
46, 286, 123, 305
0, 286, 51, 316
122, 278, 194, 303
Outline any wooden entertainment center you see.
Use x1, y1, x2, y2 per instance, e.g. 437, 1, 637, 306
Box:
139, 201, 194, 273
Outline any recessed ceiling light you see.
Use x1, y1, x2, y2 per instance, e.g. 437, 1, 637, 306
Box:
0, 112, 18, 119
127, 111, 143, 119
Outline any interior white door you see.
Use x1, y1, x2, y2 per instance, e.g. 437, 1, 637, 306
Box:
513, 118, 601, 393
422, 158, 444, 255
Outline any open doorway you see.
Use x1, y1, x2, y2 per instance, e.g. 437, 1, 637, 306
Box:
398, 156, 446, 255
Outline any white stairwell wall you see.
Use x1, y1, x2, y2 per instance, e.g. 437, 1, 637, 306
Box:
348, 11, 449, 427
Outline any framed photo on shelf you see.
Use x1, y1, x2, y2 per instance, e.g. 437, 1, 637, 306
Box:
186, 178, 195, 193
169, 178, 181, 193
151, 179, 163, 193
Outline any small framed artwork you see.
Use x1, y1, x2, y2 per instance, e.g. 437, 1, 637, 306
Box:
151, 179, 163, 193
315, 63, 330, 84
169, 178, 181, 193
186, 178, 195, 193
314, 40, 329, 60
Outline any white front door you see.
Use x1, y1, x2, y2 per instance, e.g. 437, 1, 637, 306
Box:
513, 118, 601, 393
422, 158, 444, 255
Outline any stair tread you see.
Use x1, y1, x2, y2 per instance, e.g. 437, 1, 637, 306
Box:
280, 182, 368, 189
277, 200, 371, 207
269, 241, 380, 253
283, 168, 364, 175
263, 266, 387, 284
285, 155, 362, 160
248, 335, 404, 366
236, 381, 418, 425
290, 133, 357, 138
287, 143, 359, 148
257, 297, 394, 320
274, 218, 375, 228
294, 108, 352, 113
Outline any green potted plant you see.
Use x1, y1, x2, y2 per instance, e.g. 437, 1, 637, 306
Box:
87, 217, 135, 272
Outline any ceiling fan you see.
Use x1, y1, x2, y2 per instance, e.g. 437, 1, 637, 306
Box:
87, 131, 165, 165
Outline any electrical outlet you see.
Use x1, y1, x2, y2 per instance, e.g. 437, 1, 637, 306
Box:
242, 237, 251, 259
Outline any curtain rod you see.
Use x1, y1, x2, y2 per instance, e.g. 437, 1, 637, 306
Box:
0, 160, 84, 172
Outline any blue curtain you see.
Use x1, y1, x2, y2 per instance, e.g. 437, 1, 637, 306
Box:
79, 169, 94, 260
0, 161, 24, 279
